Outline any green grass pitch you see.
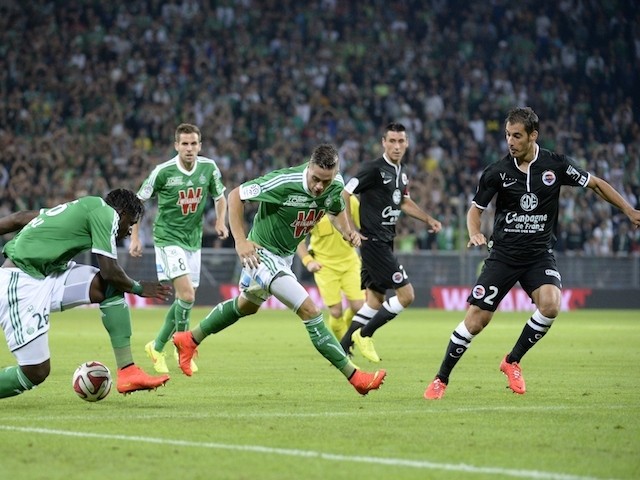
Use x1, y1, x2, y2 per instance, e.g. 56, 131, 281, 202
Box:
1, 307, 639, 480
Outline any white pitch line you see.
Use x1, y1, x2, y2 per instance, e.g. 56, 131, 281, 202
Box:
0, 403, 632, 422
0, 425, 616, 480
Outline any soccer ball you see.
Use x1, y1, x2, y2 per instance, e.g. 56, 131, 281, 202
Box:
72, 361, 112, 402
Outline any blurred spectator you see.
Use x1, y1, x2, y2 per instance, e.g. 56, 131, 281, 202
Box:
0, 0, 637, 253
612, 222, 634, 256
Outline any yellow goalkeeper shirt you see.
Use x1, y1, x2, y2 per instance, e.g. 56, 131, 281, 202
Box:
308, 196, 361, 270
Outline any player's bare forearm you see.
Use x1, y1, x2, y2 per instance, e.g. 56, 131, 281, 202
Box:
128, 223, 143, 257
341, 189, 356, 231
466, 205, 487, 247
589, 175, 640, 226
330, 211, 361, 247
228, 188, 248, 243
228, 187, 260, 267
214, 196, 229, 239
0, 210, 39, 235
401, 199, 442, 233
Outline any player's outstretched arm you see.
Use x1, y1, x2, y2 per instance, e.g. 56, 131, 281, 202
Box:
329, 210, 361, 247
228, 187, 260, 268
466, 204, 487, 248
588, 175, 640, 228
96, 254, 170, 300
0, 210, 39, 235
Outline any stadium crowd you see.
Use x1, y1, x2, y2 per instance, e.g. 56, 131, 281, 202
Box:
0, 0, 638, 255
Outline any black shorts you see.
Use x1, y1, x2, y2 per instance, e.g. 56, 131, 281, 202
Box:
467, 250, 562, 312
360, 238, 410, 294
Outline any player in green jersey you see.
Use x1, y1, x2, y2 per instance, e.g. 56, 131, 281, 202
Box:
172, 144, 386, 395
0, 189, 171, 399
129, 123, 228, 374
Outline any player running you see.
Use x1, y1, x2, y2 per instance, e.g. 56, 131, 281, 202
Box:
129, 123, 228, 374
173, 143, 386, 395
296, 195, 365, 341
424, 107, 640, 399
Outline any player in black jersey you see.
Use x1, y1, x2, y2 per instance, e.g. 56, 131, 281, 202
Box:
425, 107, 640, 399
340, 122, 442, 362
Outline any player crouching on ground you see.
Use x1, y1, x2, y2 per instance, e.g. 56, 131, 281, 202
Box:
0, 189, 172, 399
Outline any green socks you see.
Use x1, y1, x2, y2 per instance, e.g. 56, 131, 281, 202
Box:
304, 315, 354, 377
195, 298, 243, 342
152, 303, 177, 352
152, 299, 195, 352
100, 297, 134, 369
175, 299, 194, 332
0, 366, 35, 398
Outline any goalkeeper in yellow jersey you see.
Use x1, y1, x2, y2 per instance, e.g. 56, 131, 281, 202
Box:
296, 195, 365, 342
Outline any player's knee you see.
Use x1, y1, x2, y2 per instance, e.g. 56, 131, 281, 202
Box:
297, 299, 322, 320
328, 304, 343, 318
538, 303, 559, 319
21, 362, 50, 386
465, 306, 493, 334
237, 296, 260, 316
397, 284, 415, 307
178, 291, 196, 304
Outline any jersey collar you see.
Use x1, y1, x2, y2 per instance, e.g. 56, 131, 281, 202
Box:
173, 155, 198, 175
302, 165, 311, 195
382, 153, 401, 172
511, 144, 539, 169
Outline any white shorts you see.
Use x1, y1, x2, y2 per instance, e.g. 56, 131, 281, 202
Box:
155, 245, 201, 287
239, 248, 306, 310
0, 263, 98, 364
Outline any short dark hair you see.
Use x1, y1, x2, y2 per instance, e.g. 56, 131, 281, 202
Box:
105, 189, 145, 221
175, 123, 202, 142
309, 143, 339, 170
384, 122, 407, 138
505, 107, 539, 135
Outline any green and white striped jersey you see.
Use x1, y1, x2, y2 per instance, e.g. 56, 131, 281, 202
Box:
3, 196, 118, 278
137, 155, 226, 251
239, 163, 345, 257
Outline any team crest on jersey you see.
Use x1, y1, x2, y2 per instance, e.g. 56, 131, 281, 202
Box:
166, 176, 184, 186
519, 192, 539, 212
542, 170, 556, 186
392, 189, 402, 205
324, 196, 333, 207
199, 174, 207, 184
241, 183, 261, 198
472, 285, 486, 299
